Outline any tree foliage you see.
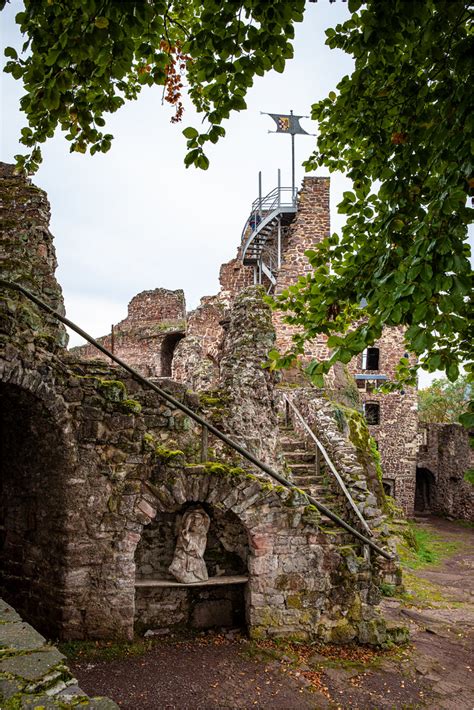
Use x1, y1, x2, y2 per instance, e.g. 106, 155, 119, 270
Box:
418, 375, 470, 424
2, 0, 473, 388
2, 0, 303, 173
272, 0, 473, 388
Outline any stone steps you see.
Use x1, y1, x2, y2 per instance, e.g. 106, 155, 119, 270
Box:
283, 450, 316, 464
278, 422, 361, 548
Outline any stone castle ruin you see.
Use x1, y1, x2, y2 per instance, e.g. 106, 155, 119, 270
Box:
0, 161, 471, 663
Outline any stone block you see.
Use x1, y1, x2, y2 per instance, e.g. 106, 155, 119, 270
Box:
0, 599, 21, 623
0, 622, 46, 652
0, 648, 65, 682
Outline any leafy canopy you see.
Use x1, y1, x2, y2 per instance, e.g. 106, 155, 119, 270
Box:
418, 375, 470, 425
3, 0, 473, 389
2, 0, 304, 173
272, 0, 473, 389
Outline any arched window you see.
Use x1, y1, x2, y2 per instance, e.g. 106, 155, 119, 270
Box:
363, 402, 380, 425
160, 333, 185, 377
361, 347, 380, 370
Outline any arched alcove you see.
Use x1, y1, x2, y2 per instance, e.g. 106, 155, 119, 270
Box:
160, 332, 185, 377
415, 467, 436, 512
0, 381, 71, 636
134, 503, 249, 634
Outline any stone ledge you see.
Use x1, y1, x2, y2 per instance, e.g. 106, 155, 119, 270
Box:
135, 575, 248, 588
0, 597, 119, 709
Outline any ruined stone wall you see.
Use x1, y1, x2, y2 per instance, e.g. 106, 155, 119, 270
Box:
172, 295, 227, 390
273, 177, 331, 363
417, 423, 474, 521
72, 288, 186, 377
347, 328, 418, 515
219, 257, 254, 300
0, 163, 67, 351
218, 286, 282, 471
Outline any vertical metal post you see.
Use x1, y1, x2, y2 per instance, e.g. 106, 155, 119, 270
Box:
277, 217, 281, 269
111, 324, 115, 355
277, 168, 281, 207
290, 110, 295, 203
258, 170, 262, 218
253, 266, 258, 285
201, 425, 208, 463
315, 445, 321, 477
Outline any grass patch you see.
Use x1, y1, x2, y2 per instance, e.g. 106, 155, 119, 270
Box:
463, 468, 474, 485
397, 521, 462, 570
400, 571, 464, 608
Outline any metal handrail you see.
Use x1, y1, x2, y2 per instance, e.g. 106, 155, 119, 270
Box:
283, 395, 373, 536
240, 185, 297, 257
0, 279, 393, 560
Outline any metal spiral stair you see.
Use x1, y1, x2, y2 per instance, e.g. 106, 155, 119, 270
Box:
240, 184, 297, 289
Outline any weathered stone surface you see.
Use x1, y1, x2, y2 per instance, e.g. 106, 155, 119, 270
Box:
417, 422, 473, 521
1, 164, 397, 650
0, 599, 118, 709
168, 506, 210, 583
0, 623, 46, 652
0, 648, 65, 681
0, 599, 21, 623
219, 286, 282, 471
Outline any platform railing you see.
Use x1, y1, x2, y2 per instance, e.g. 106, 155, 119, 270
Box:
0, 278, 394, 560
240, 185, 296, 258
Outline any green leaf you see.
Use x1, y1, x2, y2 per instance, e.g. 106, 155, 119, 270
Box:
4, 46, 18, 60
459, 412, 474, 428
95, 16, 109, 29
183, 127, 199, 139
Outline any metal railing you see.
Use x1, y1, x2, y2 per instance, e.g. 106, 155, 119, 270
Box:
283, 395, 373, 537
240, 184, 297, 262
0, 279, 393, 560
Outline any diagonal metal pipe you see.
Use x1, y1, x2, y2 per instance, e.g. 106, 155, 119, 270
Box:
0, 278, 394, 560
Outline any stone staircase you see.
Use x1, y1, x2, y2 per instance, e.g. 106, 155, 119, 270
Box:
279, 421, 361, 549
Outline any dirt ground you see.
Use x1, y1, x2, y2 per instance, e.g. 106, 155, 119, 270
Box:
70, 516, 474, 709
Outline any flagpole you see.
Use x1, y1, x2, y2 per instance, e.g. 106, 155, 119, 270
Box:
290, 109, 295, 203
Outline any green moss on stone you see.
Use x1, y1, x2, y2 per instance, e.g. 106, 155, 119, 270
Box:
120, 398, 142, 414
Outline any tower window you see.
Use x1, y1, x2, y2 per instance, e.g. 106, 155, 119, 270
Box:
364, 402, 380, 425
362, 347, 380, 370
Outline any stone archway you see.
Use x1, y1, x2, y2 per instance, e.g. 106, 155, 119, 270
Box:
0, 377, 75, 637
415, 467, 436, 512
134, 503, 249, 633
160, 332, 185, 377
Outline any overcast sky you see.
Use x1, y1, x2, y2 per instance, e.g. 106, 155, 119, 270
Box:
1, 1, 460, 387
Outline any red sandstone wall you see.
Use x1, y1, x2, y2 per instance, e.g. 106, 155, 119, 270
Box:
71, 288, 186, 377
219, 258, 254, 300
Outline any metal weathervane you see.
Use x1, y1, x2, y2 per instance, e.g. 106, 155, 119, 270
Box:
262, 110, 314, 200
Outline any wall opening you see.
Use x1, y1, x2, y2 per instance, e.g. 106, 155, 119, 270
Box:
363, 402, 380, 425
160, 332, 185, 377
362, 347, 380, 370
134, 503, 249, 634
0, 383, 69, 636
415, 467, 436, 512
382, 479, 395, 497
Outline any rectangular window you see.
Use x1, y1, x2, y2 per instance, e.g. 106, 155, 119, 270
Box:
364, 402, 380, 425
362, 348, 380, 370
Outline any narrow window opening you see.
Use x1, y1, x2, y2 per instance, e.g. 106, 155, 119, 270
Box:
363, 347, 380, 370
364, 402, 380, 425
